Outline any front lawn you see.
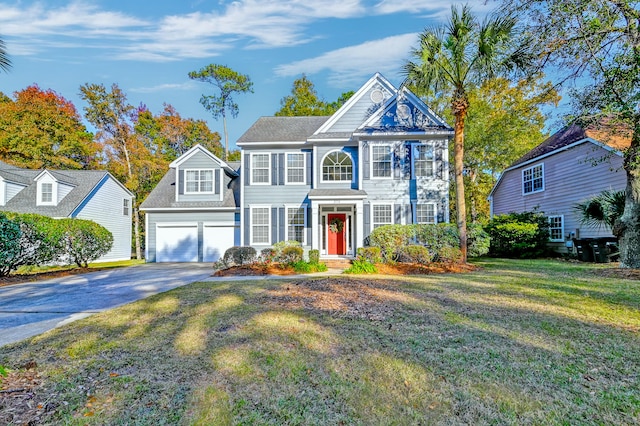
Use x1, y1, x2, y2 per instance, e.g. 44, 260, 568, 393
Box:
1, 259, 639, 425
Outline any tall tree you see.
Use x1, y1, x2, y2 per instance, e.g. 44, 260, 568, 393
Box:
0, 85, 98, 169
403, 5, 523, 261
188, 64, 253, 160
80, 83, 160, 260
276, 75, 353, 116
0, 36, 11, 73
135, 103, 224, 162
501, 0, 640, 268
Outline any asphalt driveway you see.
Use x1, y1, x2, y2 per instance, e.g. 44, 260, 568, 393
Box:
0, 263, 213, 347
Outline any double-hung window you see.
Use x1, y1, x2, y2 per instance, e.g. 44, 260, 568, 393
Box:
416, 203, 436, 224
372, 145, 392, 178
185, 170, 213, 193
251, 153, 270, 184
286, 153, 305, 184
123, 199, 130, 216
251, 206, 270, 244
523, 164, 544, 194
287, 206, 306, 244
372, 204, 393, 229
41, 183, 53, 203
548, 215, 564, 242
414, 144, 434, 177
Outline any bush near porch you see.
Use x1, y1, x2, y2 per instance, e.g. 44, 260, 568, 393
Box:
368, 223, 489, 263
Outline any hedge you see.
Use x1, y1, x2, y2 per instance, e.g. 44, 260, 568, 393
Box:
486, 211, 550, 258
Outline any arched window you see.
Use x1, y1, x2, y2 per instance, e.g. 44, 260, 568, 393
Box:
322, 151, 353, 181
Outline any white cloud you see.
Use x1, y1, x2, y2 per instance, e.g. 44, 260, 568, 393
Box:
129, 81, 197, 93
274, 33, 419, 86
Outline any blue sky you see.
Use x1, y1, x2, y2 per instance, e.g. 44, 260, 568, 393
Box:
0, 0, 503, 148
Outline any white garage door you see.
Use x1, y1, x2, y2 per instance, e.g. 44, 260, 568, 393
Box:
203, 224, 236, 262
156, 224, 198, 262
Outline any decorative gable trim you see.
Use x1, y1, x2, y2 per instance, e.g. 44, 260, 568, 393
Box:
169, 144, 238, 176
313, 73, 397, 135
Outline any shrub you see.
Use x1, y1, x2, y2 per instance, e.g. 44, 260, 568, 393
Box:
0, 213, 21, 277
486, 211, 550, 258
222, 246, 257, 266
259, 248, 276, 264
368, 225, 414, 262
396, 244, 432, 264
308, 249, 320, 264
344, 259, 378, 274
467, 223, 490, 257
59, 219, 113, 267
2, 213, 66, 274
280, 246, 303, 264
356, 247, 382, 264
291, 261, 328, 273
435, 246, 463, 263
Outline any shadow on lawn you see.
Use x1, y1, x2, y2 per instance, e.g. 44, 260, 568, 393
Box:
1, 266, 639, 425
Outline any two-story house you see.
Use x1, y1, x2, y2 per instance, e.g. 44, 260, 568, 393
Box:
142, 73, 452, 262
0, 160, 134, 262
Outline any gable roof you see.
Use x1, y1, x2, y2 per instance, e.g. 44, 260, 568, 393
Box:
0, 169, 131, 217
237, 116, 329, 145
169, 144, 238, 176
511, 123, 631, 168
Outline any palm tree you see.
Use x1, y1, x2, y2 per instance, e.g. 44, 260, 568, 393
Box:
575, 189, 626, 232
0, 37, 11, 72
403, 5, 521, 262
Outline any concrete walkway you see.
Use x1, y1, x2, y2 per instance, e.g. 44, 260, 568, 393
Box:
0, 263, 213, 347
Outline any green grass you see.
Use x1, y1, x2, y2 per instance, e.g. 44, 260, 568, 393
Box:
1, 258, 639, 425
14, 258, 144, 275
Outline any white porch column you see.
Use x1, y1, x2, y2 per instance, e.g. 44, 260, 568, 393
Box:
311, 200, 320, 250
355, 199, 364, 249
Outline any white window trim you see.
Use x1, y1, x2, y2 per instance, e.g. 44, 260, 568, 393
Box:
285, 152, 306, 185
371, 202, 394, 229
284, 204, 307, 245
0, 177, 4, 206
184, 168, 215, 194
123, 199, 130, 216
522, 163, 545, 195
414, 202, 438, 224
250, 152, 271, 185
548, 215, 564, 242
250, 205, 271, 245
370, 144, 393, 180
37, 181, 56, 206
412, 142, 435, 179
321, 150, 354, 183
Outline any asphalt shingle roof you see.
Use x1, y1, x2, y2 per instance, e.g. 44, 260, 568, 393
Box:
237, 116, 329, 144
140, 168, 239, 209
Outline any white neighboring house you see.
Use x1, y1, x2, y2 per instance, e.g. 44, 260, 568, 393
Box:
0, 160, 134, 262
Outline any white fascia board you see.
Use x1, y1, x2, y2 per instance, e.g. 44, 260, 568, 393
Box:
169, 144, 238, 175
140, 207, 239, 212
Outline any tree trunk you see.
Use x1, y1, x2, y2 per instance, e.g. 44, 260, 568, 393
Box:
223, 114, 229, 161
617, 126, 640, 268
133, 204, 142, 260
453, 109, 468, 263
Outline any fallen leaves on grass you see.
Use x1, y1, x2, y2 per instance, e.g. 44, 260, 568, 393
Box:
0, 362, 51, 425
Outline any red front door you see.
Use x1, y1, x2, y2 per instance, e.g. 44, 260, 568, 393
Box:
328, 214, 346, 255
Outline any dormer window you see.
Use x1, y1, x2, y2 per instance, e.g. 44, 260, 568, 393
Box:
41, 183, 53, 203
185, 170, 214, 193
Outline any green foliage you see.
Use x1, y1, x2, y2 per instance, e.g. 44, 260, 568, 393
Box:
280, 246, 304, 265
222, 246, 257, 267
396, 245, 432, 264
344, 259, 378, 274
356, 247, 382, 264
259, 248, 276, 264
0, 37, 11, 73
0, 213, 21, 277
59, 219, 113, 268
291, 261, 328, 274
368, 225, 413, 262
308, 249, 320, 264
486, 211, 551, 258
467, 223, 491, 257
574, 190, 626, 233
188, 64, 253, 159
275, 75, 354, 117
0, 364, 7, 377
435, 246, 464, 263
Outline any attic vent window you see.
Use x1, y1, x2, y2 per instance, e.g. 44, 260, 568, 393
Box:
370, 89, 384, 103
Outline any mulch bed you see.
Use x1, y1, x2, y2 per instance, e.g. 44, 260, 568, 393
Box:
0, 361, 54, 426
213, 263, 297, 277
592, 267, 640, 281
